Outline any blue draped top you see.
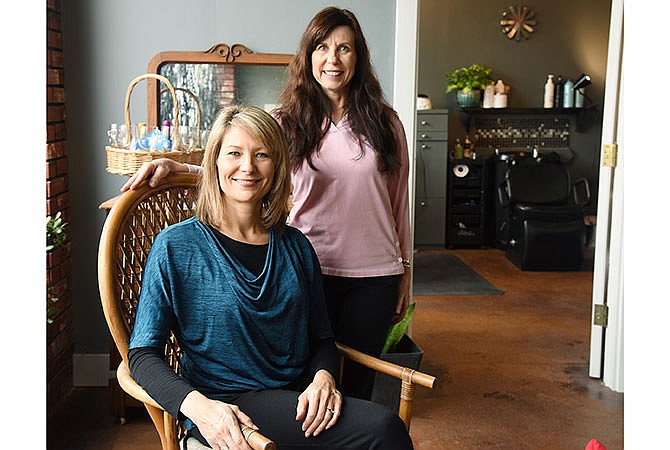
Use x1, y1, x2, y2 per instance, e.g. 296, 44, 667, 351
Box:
129, 216, 334, 400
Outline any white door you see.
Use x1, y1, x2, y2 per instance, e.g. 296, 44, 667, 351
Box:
588, 0, 623, 392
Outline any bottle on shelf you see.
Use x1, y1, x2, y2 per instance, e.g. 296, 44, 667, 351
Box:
563, 78, 575, 108
493, 80, 508, 108
463, 135, 473, 158
483, 84, 495, 108
543, 74, 554, 108
553, 76, 563, 109
451, 138, 464, 159
575, 88, 585, 108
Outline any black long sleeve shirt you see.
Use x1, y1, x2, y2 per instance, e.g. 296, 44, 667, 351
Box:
128, 227, 339, 419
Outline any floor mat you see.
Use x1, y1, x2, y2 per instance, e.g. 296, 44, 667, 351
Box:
412, 252, 504, 296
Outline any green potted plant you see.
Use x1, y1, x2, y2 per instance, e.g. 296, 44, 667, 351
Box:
371, 303, 424, 412
47, 212, 68, 324
445, 63, 494, 108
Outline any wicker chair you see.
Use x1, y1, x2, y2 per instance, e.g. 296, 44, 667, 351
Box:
97, 173, 435, 450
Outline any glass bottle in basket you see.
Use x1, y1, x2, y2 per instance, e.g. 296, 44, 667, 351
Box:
107, 124, 119, 147
179, 125, 197, 153
118, 125, 129, 148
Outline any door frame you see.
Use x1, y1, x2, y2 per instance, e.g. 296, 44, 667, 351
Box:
588, 0, 624, 392
395, 0, 624, 392
393, 0, 420, 252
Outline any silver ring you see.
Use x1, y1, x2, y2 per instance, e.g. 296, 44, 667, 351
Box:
327, 407, 335, 413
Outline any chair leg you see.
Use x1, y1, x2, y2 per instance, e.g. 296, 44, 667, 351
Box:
143, 403, 173, 450
164, 411, 180, 450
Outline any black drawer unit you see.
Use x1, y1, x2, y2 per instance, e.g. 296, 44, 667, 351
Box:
446, 158, 491, 247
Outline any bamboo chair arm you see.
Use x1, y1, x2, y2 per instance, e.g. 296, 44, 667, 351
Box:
117, 360, 164, 409
335, 342, 436, 389
116, 361, 276, 450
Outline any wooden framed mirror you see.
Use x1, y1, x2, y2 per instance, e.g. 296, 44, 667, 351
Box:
146, 43, 293, 135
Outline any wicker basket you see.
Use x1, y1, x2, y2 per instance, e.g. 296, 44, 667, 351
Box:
105, 73, 204, 176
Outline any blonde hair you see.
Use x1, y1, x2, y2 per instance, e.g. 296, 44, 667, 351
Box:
196, 105, 291, 230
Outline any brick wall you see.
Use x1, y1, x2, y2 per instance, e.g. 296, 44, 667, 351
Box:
46, 0, 74, 418
214, 65, 236, 108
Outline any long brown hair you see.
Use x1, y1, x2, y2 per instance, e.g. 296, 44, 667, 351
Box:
276, 6, 400, 175
196, 105, 291, 231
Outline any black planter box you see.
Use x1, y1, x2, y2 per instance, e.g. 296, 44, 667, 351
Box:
371, 334, 424, 412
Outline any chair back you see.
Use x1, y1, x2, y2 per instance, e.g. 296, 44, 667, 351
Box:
506, 162, 571, 205
98, 173, 279, 450
98, 173, 200, 365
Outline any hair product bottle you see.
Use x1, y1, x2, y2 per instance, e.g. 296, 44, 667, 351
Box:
452, 138, 464, 159
543, 75, 554, 108
493, 80, 508, 108
483, 84, 495, 108
463, 135, 473, 158
553, 76, 563, 109
575, 88, 585, 108
563, 79, 575, 108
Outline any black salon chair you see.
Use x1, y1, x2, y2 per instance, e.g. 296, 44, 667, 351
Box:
498, 160, 591, 271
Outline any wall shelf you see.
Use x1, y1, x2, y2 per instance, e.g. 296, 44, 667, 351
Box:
459, 106, 597, 132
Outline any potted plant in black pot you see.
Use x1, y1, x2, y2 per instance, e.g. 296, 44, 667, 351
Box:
371, 303, 424, 412
445, 63, 494, 108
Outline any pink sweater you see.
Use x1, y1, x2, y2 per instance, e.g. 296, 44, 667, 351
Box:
287, 115, 411, 277
187, 114, 411, 278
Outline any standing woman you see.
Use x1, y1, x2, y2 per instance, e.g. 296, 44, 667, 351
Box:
275, 7, 412, 401
122, 7, 412, 401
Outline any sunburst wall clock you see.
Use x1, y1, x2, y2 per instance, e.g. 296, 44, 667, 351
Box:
500, 5, 536, 41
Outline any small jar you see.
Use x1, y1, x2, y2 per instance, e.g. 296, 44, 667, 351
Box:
493, 93, 508, 108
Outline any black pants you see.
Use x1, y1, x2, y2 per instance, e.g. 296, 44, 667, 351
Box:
188, 389, 413, 450
322, 274, 401, 400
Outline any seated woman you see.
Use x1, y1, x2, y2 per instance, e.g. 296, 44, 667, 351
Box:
128, 105, 413, 450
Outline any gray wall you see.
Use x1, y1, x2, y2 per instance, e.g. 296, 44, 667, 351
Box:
60, 0, 397, 355
418, 0, 612, 214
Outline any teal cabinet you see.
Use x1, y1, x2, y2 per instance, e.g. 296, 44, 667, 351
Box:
414, 109, 448, 248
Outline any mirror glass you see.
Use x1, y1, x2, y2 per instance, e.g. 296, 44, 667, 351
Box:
158, 63, 289, 133
146, 44, 293, 144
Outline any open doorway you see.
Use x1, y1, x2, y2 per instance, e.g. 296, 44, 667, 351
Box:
399, 0, 617, 385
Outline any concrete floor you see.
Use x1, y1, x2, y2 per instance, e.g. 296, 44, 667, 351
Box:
47, 248, 623, 450
408, 249, 621, 450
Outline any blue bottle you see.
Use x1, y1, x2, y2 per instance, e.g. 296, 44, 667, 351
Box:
563, 79, 575, 108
